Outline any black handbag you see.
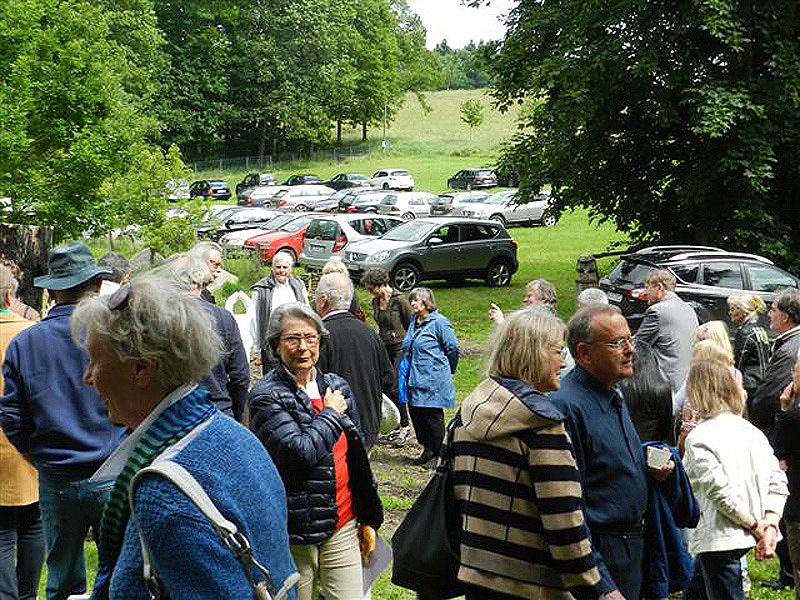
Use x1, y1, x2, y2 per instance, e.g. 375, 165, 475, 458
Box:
391, 419, 464, 598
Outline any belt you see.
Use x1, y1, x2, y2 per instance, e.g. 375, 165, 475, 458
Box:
590, 519, 645, 536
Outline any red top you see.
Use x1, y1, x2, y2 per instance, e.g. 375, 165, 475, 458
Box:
311, 396, 354, 530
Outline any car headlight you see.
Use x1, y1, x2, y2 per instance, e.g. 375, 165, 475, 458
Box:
369, 250, 393, 262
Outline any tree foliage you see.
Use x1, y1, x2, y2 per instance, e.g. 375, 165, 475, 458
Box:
460, 99, 485, 130
433, 40, 493, 90
483, 0, 800, 269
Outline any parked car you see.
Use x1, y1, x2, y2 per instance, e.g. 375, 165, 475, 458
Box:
325, 173, 373, 191
243, 213, 321, 263
307, 190, 349, 213
189, 180, 232, 202
343, 217, 519, 291
447, 168, 498, 190
598, 245, 800, 331
337, 189, 393, 213
429, 191, 491, 216
271, 185, 336, 211
368, 169, 414, 191
235, 172, 277, 196
165, 179, 190, 202
283, 173, 322, 186
196, 207, 277, 241
300, 214, 404, 269
218, 213, 301, 248
378, 192, 439, 219
460, 190, 557, 227
238, 185, 290, 207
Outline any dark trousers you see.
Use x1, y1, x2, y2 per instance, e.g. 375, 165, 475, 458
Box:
697, 548, 748, 600
592, 531, 645, 600
409, 406, 444, 457
0, 503, 45, 600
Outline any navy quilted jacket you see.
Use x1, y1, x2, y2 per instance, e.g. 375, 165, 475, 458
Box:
249, 363, 383, 544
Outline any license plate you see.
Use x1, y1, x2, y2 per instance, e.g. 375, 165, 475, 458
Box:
606, 291, 623, 303
311, 244, 325, 253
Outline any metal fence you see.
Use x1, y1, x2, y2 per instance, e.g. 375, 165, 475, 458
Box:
191, 145, 371, 175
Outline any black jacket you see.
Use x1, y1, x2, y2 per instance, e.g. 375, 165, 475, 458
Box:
248, 363, 383, 545
733, 318, 770, 402
751, 327, 800, 437
317, 311, 394, 448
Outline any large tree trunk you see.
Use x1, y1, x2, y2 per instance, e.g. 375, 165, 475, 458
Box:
337, 120, 342, 144
361, 122, 368, 142
0, 224, 52, 313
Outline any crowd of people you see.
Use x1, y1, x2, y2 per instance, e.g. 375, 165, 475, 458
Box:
0, 241, 799, 600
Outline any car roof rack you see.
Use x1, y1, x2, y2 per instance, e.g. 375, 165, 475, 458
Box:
669, 251, 775, 265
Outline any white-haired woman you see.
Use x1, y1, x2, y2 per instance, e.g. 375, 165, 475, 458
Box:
251, 251, 309, 374
684, 359, 787, 600
727, 294, 770, 404
450, 307, 604, 598
249, 302, 383, 600
400, 287, 459, 466
71, 275, 296, 599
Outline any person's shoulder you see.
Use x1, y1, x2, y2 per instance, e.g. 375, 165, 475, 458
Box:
498, 377, 565, 422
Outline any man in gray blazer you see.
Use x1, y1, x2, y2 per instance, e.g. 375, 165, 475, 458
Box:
635, 268, 698, 392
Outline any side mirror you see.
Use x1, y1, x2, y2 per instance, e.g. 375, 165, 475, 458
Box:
428, 237, 443, 246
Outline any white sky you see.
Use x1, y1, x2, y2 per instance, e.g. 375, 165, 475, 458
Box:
406, 0, 515, 50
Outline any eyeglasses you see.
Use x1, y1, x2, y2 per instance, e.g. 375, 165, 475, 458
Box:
590, 336, 634, 351
209, 259, 222, 268
280, 333, 320, 347
107, 283, 131, 311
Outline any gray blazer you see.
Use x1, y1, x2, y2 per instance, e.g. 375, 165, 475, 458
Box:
634, 292, 698, 392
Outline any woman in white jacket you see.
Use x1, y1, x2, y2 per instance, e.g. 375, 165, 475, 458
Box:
684, 358, 788, 600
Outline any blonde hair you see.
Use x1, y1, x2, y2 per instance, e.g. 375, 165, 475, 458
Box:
487, 307, 566, 388
321, 257, 348, 276
693, 321, 733, 364
687, 359, 745, 419
727, 294, 766, 320
0, 265, 14, 308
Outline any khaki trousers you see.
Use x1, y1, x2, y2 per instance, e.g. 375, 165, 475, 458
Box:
290, 520, 363, 600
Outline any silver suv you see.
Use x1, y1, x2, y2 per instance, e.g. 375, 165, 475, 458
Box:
299, 214, 404, 269
343, 217, 519, 291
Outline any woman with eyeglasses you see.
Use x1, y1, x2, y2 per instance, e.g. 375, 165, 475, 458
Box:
70, 274, 297, 599
449, 307, 604, 598
248, 302, 383, 600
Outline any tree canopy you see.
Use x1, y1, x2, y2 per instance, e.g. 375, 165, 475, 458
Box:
483, 0, 800, 269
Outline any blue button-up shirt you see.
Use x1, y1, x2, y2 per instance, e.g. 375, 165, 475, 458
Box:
549, 365, 648, 593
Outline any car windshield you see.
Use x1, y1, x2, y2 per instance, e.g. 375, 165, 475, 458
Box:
608, 259, 659, 285
264, 214, 297, 229
278, 216, 312, 232
349, 174, 367, 180
381, 195, 398, 205
274, 189, 288, 198
462, 196, 487, 204
485, 193, 515, 205
214, 208, 239, 222
391, 171, 410, 176
381, 220, 434, 241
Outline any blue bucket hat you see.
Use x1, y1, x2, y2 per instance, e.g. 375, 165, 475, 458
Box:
33, 242, 112, 291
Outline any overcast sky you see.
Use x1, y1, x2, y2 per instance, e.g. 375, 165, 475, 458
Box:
406, 0, 514, 50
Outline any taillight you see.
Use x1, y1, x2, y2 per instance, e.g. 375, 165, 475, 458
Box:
332, 232, 348, 252
279, 198, 286, 206
510, 240, 518, 253
347, 206, 356, 213
391, 206, 399, 212
630, 287, 648, 301
445, 204, 454, 211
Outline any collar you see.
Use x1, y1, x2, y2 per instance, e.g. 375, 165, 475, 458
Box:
88, 383, 197, 483
570, 365, 624, 414
323, 309, 350, 319
775, 324, 800, 342
43, 302, 78, 319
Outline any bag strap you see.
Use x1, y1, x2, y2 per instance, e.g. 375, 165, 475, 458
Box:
129, 460, 299, 600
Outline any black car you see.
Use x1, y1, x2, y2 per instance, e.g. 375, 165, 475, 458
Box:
337, 189, 392, 213
189, 179, 232, 202
326, 173, 372, 191
447, 168, 498, 190
284, 173, 322, 186
235, 172, 277, 196
599, 245, 800, 330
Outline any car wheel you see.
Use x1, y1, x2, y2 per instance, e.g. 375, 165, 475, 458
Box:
392, 263, 420, 292
295, 204, 308, 212
486, 259, 512, 287
490, 213, 506, 225
382, 183, 389, 190
541, 212, 557, 228
402, 212, 415, 220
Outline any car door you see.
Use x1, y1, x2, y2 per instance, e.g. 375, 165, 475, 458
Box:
457, 223, 503, 271
691, 261, 746, 323
422, 224, 462, 274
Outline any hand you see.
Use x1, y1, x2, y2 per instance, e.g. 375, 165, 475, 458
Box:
755, 524, 779, 560
488, 303, 505, 324
252, 352, 262, 366
780, 380, 796, 411
647, 459, 675, 481
600, 590, 626, 600
323, 389, 347, 414
358, 524, 376, 564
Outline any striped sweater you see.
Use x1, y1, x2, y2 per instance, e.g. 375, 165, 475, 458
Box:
450, 377, 602, 599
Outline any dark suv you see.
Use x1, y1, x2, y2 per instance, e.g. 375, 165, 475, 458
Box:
599, 245, 800, 330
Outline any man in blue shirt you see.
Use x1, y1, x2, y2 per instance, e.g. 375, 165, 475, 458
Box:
0, 242, 126, 600
551, 305, 672, 600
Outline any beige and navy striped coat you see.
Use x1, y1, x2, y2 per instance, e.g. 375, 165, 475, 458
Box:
450, 377, 602, 599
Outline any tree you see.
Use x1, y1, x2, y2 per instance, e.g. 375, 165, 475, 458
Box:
460, 99, 485, 131
482, 1, 800, 269
0, 0, 178, 242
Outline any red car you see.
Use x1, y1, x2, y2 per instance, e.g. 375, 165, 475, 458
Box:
243, 213, 319, 263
